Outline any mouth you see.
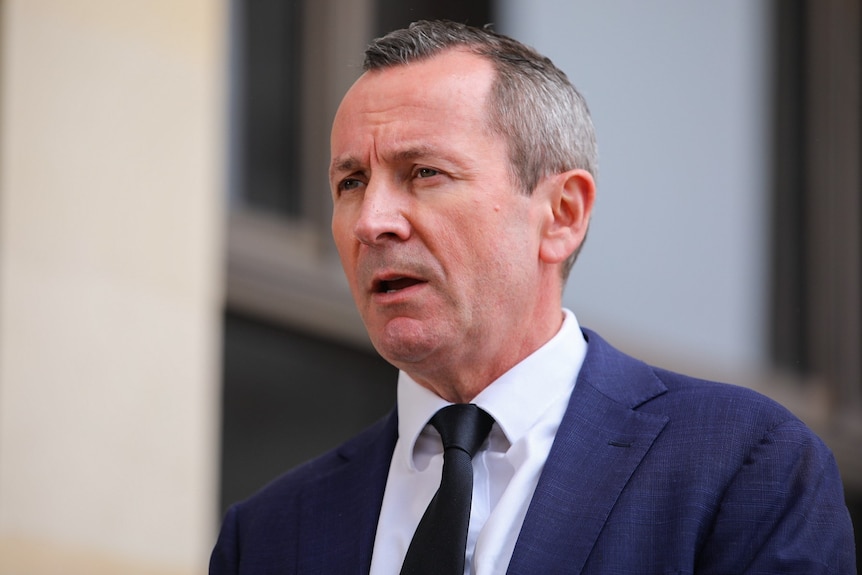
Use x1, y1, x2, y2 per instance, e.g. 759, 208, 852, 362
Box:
373, 275, 426, 295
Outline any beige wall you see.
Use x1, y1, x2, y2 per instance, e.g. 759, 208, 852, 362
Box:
0, 1, 225, 573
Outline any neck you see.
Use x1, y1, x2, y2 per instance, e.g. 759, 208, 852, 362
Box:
407, 308, 565, 403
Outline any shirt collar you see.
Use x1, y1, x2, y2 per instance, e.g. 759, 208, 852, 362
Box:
395, 309, 587, 469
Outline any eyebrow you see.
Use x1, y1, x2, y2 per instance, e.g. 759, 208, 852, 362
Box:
330, 145, 449, 176
390, 146, 437, 163
330, 156, 362, 177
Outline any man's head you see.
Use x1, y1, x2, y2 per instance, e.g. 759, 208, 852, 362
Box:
329, 21, 595, 401
363, 20, 598, 277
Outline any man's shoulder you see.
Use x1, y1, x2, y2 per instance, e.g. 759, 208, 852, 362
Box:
229, 410, 397, 518
647, 364, 816, 449
651, 364, 795, 420
580, 328, 809, 442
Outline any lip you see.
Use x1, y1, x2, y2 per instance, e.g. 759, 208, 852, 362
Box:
369, 272, 429, 302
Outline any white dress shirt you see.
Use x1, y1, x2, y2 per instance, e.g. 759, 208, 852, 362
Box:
369, 309, 588, 575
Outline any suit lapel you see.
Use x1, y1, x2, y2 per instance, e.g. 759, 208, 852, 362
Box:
507, 330, 669, 574
297, 410, 398, 574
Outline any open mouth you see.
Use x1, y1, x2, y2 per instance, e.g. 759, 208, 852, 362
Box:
375, 276, 425, 294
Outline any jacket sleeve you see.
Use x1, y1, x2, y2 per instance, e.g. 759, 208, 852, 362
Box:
696, 418, 856, 574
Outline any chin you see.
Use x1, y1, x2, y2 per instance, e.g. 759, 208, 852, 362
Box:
371, 322, 442, 367
374, 338, 436, 368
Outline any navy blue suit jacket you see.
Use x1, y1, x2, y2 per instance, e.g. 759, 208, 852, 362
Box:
211, 329, 856, 574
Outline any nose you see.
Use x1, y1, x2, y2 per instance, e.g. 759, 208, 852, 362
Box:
353, 178, 411, 245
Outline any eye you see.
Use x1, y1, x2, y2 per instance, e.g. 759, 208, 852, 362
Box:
337, 178, 364, 193
415, 167, 440, 179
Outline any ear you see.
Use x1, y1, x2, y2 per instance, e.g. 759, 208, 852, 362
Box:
537, 169, 595, 265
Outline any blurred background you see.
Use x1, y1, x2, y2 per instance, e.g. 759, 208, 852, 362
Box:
0, 0, 858, 573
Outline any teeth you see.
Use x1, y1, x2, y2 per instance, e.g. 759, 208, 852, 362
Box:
378, 276, 421, 294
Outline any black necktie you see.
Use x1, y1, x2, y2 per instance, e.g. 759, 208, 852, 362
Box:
400, 404, 495, 575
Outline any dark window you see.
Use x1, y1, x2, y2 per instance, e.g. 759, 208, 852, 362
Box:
770, 0, 809, 372
769, 0, 861, 406
235, 0, 304, 217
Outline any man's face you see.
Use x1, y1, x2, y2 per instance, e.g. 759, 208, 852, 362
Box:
330, 50, 556, 395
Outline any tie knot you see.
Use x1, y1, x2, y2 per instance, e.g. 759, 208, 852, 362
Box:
430, 404, 494, 458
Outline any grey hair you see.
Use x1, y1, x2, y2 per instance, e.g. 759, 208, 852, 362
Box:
363, 20, 598, 278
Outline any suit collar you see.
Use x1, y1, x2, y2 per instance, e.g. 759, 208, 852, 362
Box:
576, 328, 668, 408
508, 329, 669, 573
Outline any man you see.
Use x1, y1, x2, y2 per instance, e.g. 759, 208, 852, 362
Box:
211, 20, 856, 574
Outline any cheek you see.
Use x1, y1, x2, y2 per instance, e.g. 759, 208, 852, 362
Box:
442, 227, 514, 300
331, 218, 363, 293
331, 211, 356, 255
430, 217, 492, 276
331, 207, 350, 240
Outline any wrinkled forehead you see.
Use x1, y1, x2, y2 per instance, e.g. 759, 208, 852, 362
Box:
330, 50, 498, 167
333, 49, 496, 130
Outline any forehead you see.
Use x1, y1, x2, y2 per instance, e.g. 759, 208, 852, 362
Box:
330, 50, 497, 166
